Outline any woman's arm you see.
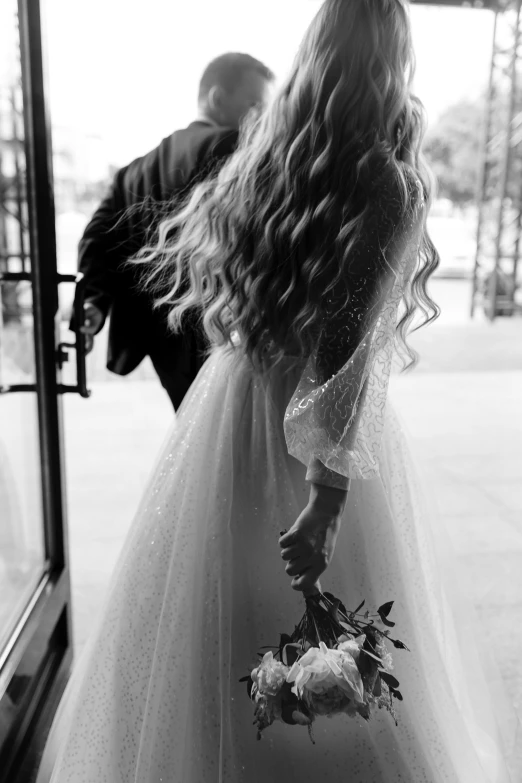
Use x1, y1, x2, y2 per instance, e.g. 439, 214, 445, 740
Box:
281, 172, 424, 591
279, 483, 348, 593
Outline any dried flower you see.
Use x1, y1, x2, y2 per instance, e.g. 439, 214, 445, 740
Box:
253, 694, 276, 737
376, 640, 394, 672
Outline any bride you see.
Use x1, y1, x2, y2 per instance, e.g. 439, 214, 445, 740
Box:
39, 0, 514, 780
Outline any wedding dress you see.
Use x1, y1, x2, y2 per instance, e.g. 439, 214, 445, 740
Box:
37, 172, 515, 782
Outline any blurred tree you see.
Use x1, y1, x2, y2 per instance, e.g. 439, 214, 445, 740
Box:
423, 98, 485, 206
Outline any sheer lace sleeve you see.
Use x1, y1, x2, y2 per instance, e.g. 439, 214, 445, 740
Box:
284, 172, 425, 489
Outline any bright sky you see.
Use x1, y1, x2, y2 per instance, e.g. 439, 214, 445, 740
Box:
31, 1, 496, 167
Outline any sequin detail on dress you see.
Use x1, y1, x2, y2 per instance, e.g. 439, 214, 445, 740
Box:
284, 172, 424, 483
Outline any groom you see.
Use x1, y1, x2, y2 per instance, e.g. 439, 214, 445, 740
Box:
75, 53, 274, 409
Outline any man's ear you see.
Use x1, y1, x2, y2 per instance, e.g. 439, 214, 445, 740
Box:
207, 85, 223, 114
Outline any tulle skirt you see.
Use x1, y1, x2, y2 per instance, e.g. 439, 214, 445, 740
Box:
38, 346, 516, 782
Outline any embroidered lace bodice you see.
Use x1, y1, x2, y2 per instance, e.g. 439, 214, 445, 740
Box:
284, 168, 425, 488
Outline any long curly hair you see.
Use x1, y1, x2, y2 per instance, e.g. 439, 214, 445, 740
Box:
139, 0, 439, 371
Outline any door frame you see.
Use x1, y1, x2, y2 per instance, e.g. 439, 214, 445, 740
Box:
0, 1, 73, 780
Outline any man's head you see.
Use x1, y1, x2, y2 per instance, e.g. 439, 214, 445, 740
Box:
198, 53, 275, 130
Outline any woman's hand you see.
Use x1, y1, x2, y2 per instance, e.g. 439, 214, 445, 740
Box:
279, 483, 347, 593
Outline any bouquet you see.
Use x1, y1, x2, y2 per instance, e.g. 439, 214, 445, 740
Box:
240, 590, 409, 742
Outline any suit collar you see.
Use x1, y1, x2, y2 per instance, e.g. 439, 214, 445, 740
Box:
191, 117, 220, 129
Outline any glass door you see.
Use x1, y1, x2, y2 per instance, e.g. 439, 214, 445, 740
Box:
0, 2, 88, 780
0, 0, 46, 661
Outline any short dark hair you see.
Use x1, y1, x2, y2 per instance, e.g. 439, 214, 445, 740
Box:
198, 53, 274, 101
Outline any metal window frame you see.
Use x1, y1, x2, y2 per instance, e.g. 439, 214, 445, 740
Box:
0, 1, 73, 780
471, 0, 522, 318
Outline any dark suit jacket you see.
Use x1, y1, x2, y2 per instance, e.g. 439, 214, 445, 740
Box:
76, 121, 238, 378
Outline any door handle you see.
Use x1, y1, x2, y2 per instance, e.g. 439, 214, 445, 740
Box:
57, 273, 91, 398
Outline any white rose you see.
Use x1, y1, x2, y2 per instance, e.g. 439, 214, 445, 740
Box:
337, 634, 365, 663
253, 652, 289, 696
287, 642, 365, 704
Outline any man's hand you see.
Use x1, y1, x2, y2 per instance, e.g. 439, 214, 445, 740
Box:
80, 302, 104, 354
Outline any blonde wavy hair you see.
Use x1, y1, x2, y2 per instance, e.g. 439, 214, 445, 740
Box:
139, 0, 439, 370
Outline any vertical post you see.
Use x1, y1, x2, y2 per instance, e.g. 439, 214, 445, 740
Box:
18, 0, 68, 569
489, 0, 522, 321
10, 87, 28, 274
471, 10, 498, 317
511, 113, 522, 311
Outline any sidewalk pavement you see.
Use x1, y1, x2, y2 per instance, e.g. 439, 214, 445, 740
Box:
62, 278, 522, 771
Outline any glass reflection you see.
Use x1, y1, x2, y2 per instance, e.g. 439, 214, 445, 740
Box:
0, 0, 45, 654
